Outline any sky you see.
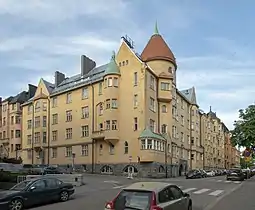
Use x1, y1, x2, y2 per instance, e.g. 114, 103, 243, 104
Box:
0, 0, 255, 130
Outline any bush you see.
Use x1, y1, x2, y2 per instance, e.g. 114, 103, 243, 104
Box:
0, 157, 23, 164
0, 171, 27, 183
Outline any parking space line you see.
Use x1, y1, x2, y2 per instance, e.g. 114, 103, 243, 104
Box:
183, 188, 197, 193
208, 190, 224, 196
193, 189, 210, 194
113, 185, 125, 189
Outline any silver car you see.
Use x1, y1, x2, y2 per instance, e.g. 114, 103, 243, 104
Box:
105, 182, 192, 210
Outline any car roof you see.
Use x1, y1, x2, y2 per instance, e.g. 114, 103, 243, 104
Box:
123, 182, 172, 192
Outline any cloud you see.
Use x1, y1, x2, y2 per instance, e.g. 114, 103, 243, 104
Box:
0, 0, 128, 22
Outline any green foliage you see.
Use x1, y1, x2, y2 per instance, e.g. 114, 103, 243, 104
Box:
231, 105, 255, 147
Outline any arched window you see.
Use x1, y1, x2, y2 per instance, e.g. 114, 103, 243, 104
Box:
124, 141, 128, 154
101, 165, 113, 174
158, 165, 165, 173
162, 105, 167, 113
161, 124, 167, 133
35, 101, 40, 112
99, 144, 103, 155
123, 165, 138, 174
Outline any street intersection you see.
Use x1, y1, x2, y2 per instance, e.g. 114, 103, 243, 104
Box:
30, 174, 246, 210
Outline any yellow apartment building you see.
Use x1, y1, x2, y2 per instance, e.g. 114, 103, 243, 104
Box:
20, 25, 236, 177
0, 85, 36, 158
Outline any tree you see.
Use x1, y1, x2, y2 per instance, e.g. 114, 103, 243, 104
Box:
231, 104, 255, 147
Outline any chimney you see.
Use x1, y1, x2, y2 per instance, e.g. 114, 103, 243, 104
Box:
0, 97, 2, 104
28, 84, 37, 99
55, 71, 65, 87
81, 55, 96, 76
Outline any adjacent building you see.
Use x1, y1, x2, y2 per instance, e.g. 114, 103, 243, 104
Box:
17, 25, 238, 177
0, 85, 37, 158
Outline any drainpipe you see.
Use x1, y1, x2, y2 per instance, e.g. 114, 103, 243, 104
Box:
47, 97, 51, 165
31, 102, 35, 164
91, 82, 95, 174
189, 105, 193, 170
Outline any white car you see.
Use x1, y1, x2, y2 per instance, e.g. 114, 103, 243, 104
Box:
206, 170, 215, 177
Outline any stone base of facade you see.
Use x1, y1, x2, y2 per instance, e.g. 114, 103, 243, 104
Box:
58, 160, 188, 178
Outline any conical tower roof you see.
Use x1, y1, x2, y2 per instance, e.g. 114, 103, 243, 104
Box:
141, 23, 177, 69
104, 51, 121, 76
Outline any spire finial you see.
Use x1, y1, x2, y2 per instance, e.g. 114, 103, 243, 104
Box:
154, 21, 159, 34
209, 106, 212, 112
111, 51, 115, 60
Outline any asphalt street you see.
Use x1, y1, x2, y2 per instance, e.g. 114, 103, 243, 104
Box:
29, 174, 245, 210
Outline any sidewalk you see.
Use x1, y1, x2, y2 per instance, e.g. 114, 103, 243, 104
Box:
205, 177, 255, 210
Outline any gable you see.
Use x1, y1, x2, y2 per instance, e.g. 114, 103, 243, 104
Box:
34, 79, 50, 97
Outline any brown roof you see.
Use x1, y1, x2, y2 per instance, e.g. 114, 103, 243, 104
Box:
141, 34, 177, 68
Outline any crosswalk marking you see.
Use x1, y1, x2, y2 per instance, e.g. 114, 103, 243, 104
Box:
216, 180, 222, 182
233, 181, 241, 184
113, 185, 125, 189
224, 181, 231, 183
208, 190, 224, 196
183, 188, 197, 193
193, 188, 210, 194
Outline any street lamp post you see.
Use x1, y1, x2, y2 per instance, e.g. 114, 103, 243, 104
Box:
72, 153, 76, 172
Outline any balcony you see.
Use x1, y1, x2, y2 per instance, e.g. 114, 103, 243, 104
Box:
92, 130, 105, 140
0, 138, 9, 145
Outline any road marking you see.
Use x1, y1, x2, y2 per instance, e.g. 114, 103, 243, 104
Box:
233, 181, 241, 184
183, 188, 197, 193
216, 180, 223, 182
104, 180, 120, 184
193, 188, 210, 194
113, 185, 125, 189
224, 181, 231, 183
208, 190, 224, 196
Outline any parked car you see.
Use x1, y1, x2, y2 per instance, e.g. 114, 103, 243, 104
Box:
205, 170, 215, 177
226, 168, 245, 181
199, 170, 207, 178
105, 182, 192, 210
0, 177, 75, 210
242, 169, 251, 179
186, 169, 202, 179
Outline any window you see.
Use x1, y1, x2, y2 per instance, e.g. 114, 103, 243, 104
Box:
65, 147, 72, 157
27, 135, 32, 145
181, 115, 184, 126
66, 110, 72, 122
149, 119, 155, 132
43, 102, 47, 111
150, 97, 155, 111
134, 72, 138, 86
52, 97, 57, 107
124, 141, 128, 154
35, 101, 40, 112
112, 120, 117, 130
32, 180, 46, 190
161, 124, 167, 133
98, 82, 102, 95
52, 131, 58, 141
99, 144, 103, 155
159, 187, 175, 203
66, 128, 72, 139
11, 130, 14, 139
43, 116, 47, 127
81, 125, 89, 137
181, 132, 184, 142
27, 150, 32, 159
191, 137, 194, 144
35, 117, 40, 128
111, 99, 118, 108
106, 99, 111, 109
99, 103, 103, 115
82, 87, 88, 99
66, 92, 72, 104
82, 106, 89, 118
15, 116, 21, 124
150, 75, 155, 90
52, 114, 58, 124
81, 145, 89, 156
34, 132, 40, 143
108, 77, 113, 87
109, 144, 114, 155
134, 118, 138, 131
42, 132, 47, 143
15, 130, 20, 138
27, 120, 32, 129
28, 105, 33, 114
113, 77, 118, 87
134, 94, 138, 107
170, 186, 183, 199
161, 82, 170, 90
162, 105, 167, 113
106, 120, 111, 130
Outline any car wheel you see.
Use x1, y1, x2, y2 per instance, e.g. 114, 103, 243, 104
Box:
9, 199, 24, 210
59, 191, 69, 202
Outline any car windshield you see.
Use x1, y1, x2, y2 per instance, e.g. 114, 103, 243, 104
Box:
10, 180, 31, 191
230, 169, 241, 173
114, 190, 152, 210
